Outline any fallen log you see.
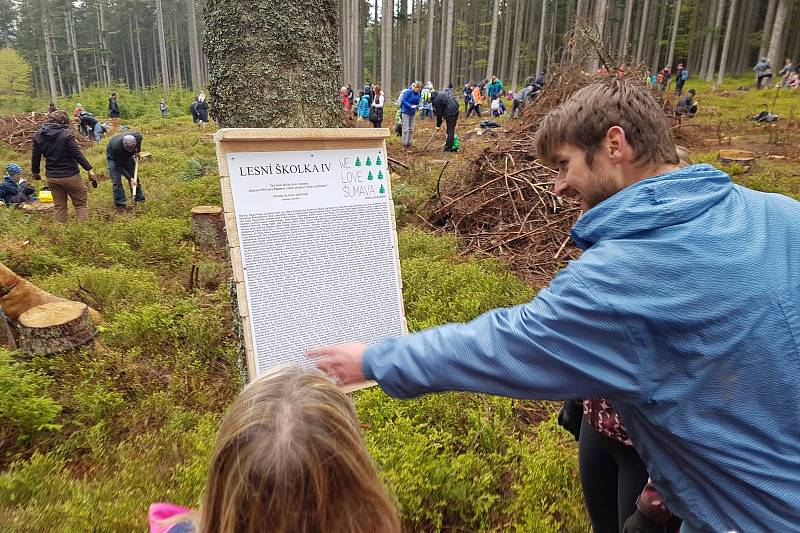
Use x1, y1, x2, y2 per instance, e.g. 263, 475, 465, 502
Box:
17, 301, 96, 355
0, 261, 102, 324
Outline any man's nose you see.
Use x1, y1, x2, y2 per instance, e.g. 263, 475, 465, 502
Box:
554, 174, 568, 197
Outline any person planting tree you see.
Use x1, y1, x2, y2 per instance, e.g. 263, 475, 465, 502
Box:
106, 132, 145, 211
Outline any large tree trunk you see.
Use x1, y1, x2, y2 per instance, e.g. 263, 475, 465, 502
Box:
155, 0, 170, 90
767, 0, 788, 72
424, 0, 434, 83
758, 0, 778, 60
667, 0, 683, 68
98, 0, 112, 85
486, 0, 501, 79
699, 0, 716, 79
536, 0, 547, 76
135, 16, 146, 86
128, 18, 139, 88
635, 0, 651, 63
204, 0, 341, 127
67, 5, 83, 93
651, 0, 667, 71
413, 0, 422, 80
716, 0, 738, 85
499, 0, 512, 81
187, 0, 203, 90
41, 1, 58, 103
509, 0, 525, 90
440, 0, 454, 88
382, 0, 393, 96
373, 0, 379, 81
705, 0, 727, 82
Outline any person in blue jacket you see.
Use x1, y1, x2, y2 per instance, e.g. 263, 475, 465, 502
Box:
311, 76, 800, 533
0, 163, 35, 206
400, 82, 422, 149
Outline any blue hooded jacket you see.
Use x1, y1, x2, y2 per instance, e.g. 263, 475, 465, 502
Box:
400, 88, 421, 116
364, 164, 800, 532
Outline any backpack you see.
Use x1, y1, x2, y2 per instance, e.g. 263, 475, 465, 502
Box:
679, 69, 689, 81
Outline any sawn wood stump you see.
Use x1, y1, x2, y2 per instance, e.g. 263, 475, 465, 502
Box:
18, 301, 96, 356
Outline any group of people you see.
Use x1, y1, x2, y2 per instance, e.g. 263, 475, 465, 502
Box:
313, 75, 800, 533
1, 108, 146, 220
755, 57, 800, 89
341, 83, 386, 129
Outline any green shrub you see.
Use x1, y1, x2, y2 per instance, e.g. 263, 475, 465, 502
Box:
0, 350, 62, 449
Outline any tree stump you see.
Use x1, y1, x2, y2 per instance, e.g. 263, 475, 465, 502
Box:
20, 201, 54, 213
191, 206, 227, 249
17, 301, 96, 356
0, 261, 102, 324
718, 149, 755, 166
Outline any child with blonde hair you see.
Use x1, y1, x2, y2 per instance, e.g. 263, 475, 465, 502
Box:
149, 366, 400, 533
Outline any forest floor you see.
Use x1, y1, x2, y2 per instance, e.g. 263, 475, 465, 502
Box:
0, 77, 798, 531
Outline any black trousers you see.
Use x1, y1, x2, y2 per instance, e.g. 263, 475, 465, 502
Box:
443, 115, 457, 151
579, 418, 649, 533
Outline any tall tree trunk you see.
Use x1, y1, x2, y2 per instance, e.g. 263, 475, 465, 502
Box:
413, 0, 421, 80
667, 0, 682, 68
98, 0, 112, 85
716, 0, 737, 85
41, 2, 58, 102
705, 0, 726, 81
52, 32, 65, 96
186, 0, 203, 90
651, 0, 667, 70
156, 0, 170, 90
699, 0, 716, 79
589, 0, 609, 70
441, 0, 454, 88
373, 0, 378, 82
136, 17, 146, 86
204, 0, 341, 127
499, 0, 511, 81
424, 0, 434, 83
382, 0, 393, 95
635, 0, 651, 63
767, 0, 788, 71
67, 5, 83, 93
486, 0, 501, 78
758, 0, 778, 60
536, 0, 547, 75
509, 0, 525, 89
128, 18, 139, 88
398, 0, 407, 85
618, 0, 634, 57
172, 20, 183, 88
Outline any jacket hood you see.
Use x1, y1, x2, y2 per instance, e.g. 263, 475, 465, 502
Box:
571, 163, 733, 249
37, 122, 67, 139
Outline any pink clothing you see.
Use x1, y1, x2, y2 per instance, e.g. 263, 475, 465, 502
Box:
148, 502, 193, 533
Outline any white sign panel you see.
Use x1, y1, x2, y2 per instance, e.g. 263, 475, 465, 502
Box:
227, 148, 405, 376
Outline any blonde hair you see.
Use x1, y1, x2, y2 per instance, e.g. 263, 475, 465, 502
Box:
195, 366, 400, 533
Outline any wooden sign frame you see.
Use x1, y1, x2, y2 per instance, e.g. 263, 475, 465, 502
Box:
214, 128, 406, 390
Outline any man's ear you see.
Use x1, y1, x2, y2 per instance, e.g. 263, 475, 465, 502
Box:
604, 126, 628, 163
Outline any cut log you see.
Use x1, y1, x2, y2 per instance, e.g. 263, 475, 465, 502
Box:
0, 261, 103, 324
191, 205, 226, 249
17, 301, 96, 355
718, 149, 754, 166
20, 201, 55, 213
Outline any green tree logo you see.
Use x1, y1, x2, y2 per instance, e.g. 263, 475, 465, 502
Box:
375, 155, 382, 166
366, 156, 372, 166
355, 157, 361, 167
379, 184, 385, 194
367, 171, 374, 180
377, 171, 384, 180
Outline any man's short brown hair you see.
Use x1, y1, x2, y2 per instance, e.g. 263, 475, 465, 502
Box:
46, 110, 70, 125
535, 77, 677, 167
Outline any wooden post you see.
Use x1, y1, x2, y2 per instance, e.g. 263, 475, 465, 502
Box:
191, 205, 227, 249
17, 301, 96, 355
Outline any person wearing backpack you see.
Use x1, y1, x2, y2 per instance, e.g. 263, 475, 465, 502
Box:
674, 64, 689, 96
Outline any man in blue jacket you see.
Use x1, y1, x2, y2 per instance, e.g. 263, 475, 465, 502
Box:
400, 82, 422, 149
311, 77, 800, 532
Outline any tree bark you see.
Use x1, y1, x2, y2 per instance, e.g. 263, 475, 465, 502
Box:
413, 0, 422, 80
41, 3, 58, 103
699, 0, 716, 79
705, 0, 726, 81
441, 0, 454, 88
618, 0, 634, 57
156, 0, 170, 90
651, 0, 667, 71
536, 0, 547, 76
767, 0, 788, 71
635, 0, 651, 63
424, 0, 434, 83
499, 0, 512, 81
205, 0, 342, 127
18, 302, 95, 356
373, 0, 379, 82
486, 0, 501, 78
509, 0, 525, 90
135, 16, 146, 86
667, 0, 683, 68
98, 0, 112, 85
187, 0, 203, 90
758, 0, 778, 60
128, 18, 139, 89
716, 0, 738, 85
382, 0, 393, 95
67, 4, 83, 93
191, 206, 227, 249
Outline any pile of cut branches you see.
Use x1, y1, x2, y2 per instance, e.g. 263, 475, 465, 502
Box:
430, 36, 665, 286
0, 112, 93, 152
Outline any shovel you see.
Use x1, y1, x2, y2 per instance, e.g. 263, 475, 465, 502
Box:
424, 127, 441, 150
129, 156, 139, 208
